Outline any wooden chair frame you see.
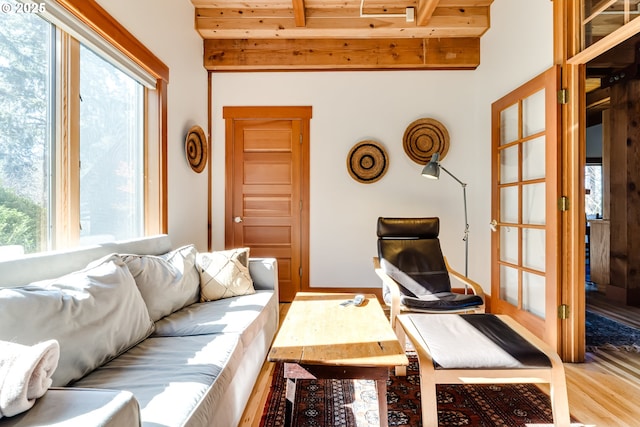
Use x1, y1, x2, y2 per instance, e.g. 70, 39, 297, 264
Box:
397, 313, 571, 427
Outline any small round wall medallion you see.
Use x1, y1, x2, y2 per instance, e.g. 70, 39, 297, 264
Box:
185, 125, 208, 173
403, 118, 450, 165
346, 140, 389, 184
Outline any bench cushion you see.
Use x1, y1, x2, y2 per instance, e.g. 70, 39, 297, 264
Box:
408, 314, 551, 369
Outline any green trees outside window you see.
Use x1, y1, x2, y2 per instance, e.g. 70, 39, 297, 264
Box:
0, 2, 52, 256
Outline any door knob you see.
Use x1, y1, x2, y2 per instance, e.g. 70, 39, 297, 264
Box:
490, 219, 497, 232
234, 216, 243, 223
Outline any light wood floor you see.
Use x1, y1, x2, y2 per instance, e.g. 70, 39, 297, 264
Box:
587, 290, 640, 329
240, 302, 640, 427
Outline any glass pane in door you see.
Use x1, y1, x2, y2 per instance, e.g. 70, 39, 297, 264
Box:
500, 265, 519, 306
523, 136, 546, 180
500, 145, 519, 183
523, 272, 546, 317
523, 228, 545, 271
522, 89, 546, 137
500, 187, 519, 223
500, 103, 519, 145
522, 183, 545, 225
500, 226, 518, 264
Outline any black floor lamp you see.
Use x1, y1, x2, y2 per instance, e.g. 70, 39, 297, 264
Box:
421, 152, 469, 277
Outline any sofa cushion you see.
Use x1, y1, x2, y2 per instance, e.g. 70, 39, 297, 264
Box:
122, 245, 200, 321
197, 248, 255, 301
153, 291, 278, 347
72, 334, 243, 427
0, 254, 154, 387
0, 388, 141, 427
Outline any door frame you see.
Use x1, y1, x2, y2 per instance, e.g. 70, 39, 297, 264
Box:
222, 106, 312, 295
555, 0, 640, 361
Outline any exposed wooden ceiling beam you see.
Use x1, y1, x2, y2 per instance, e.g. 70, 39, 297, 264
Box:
195, 6, 489, 39
191, 0, 492, 8
203, 37, 480, 71
416, 0, 440, 26
292, 0, 306, 27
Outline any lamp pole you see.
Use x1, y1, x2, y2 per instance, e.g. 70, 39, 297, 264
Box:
439, 165, 469, 278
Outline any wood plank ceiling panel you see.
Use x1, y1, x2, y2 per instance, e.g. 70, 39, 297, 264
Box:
195, 7, 489, 38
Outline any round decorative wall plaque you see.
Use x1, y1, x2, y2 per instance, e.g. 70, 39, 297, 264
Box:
185, 125, 208, 173
402, 118, 450, 165
346, 140, 389, 184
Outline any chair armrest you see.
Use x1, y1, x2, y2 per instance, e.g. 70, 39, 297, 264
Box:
373, 257, 402, 328
443, 256, 486, 309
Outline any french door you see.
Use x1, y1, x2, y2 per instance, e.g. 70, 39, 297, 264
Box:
491, 66, 562, 348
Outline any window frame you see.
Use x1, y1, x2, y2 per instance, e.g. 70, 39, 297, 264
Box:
50, 0, 169, 248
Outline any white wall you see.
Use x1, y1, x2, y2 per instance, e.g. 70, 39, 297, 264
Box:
99, 0, 552, 291
467, 0, 554, 290
96, 0, 209, 251
210, 0, 554, 293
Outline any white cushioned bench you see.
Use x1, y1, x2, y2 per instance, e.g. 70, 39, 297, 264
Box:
396, 313, 571, 427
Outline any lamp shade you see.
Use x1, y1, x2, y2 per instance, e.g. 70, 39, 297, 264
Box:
421, 152, 440, 179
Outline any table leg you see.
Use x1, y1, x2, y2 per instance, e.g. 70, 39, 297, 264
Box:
376, 379, 389, 427
394, 322, 408, 376
284, 377, 296, 427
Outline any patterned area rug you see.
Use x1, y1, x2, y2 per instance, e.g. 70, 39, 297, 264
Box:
586, 310, 640, 351
260, 351, 575, 426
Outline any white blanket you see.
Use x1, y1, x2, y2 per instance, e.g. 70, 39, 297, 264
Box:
0, 339, 60, 418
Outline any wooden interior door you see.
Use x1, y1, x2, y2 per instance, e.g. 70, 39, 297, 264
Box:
490, 66, 562, 348
224, 106, 311, 302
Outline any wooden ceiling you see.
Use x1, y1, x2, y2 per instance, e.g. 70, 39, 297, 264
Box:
191, 0, 493, 71
585, 33, 640, 126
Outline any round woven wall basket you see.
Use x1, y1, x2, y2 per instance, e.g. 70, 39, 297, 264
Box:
402, 118, 450, 165
346, 140, 389, 184
185, 125, 208, 173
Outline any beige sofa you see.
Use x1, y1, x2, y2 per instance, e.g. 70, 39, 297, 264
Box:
0, 235, 279, 427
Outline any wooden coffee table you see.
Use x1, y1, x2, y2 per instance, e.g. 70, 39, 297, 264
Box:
268, 292, 408, 427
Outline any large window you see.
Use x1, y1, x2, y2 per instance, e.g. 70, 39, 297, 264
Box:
0, 0, 168, 259
0, 5, 53, 257
79, 45, 144, 244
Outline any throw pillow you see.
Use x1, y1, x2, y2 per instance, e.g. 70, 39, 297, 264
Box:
0, 254, 154, 387
122, 245, 200, 321
197, 248, 255, 301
